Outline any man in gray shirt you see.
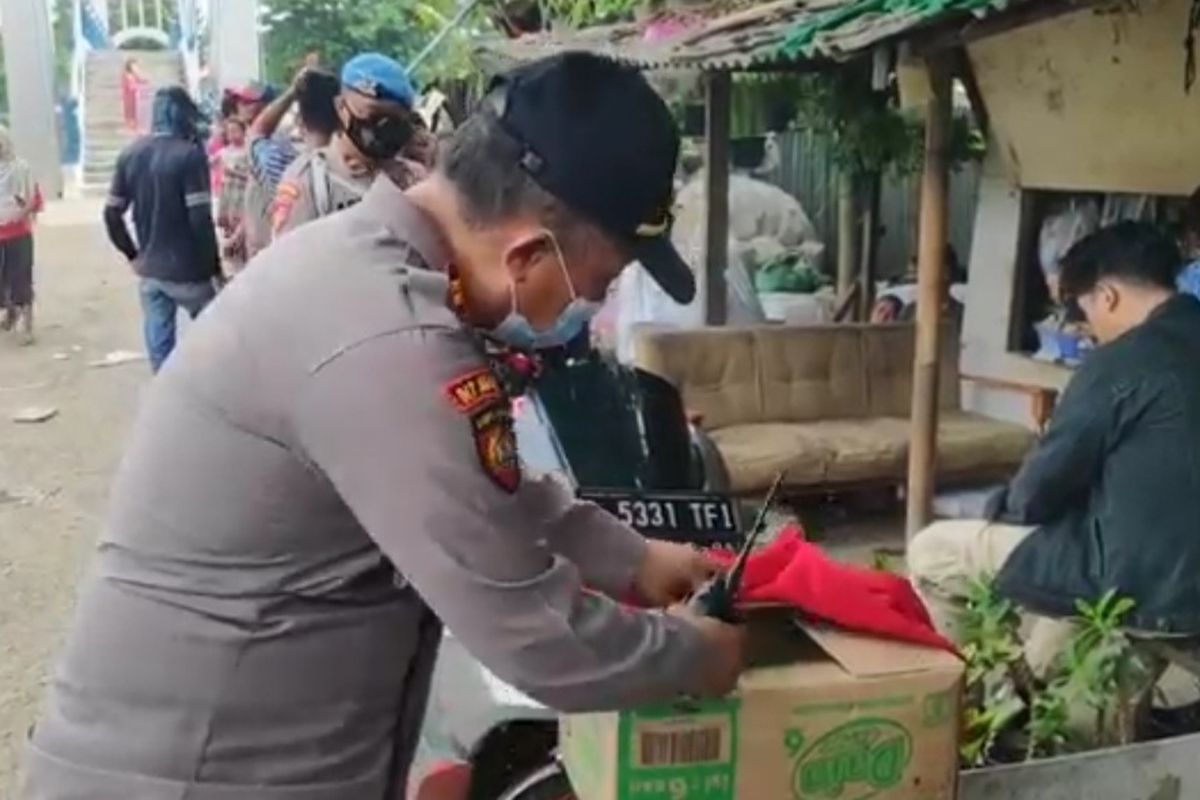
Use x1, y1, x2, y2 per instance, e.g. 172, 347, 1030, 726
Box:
25, 53, 742, 799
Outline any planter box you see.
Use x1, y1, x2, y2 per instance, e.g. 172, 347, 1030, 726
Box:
959, 731, 1200, 799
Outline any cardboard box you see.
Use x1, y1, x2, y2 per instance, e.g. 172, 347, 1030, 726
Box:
561, 610, 963, 800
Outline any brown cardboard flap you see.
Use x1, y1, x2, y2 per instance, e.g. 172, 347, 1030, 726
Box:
800, 622, 962, 678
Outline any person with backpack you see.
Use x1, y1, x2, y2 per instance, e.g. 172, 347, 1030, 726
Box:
272, 53, 423, 238
243, 69, 341, 260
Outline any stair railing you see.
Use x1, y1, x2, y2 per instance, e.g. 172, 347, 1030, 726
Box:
107, 0, 171, 48
70, 0, 110, 189
175, 0, 202, 98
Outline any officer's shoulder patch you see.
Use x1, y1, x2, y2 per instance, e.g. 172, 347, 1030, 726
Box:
472, 405, 520, 493
444, 367, 505, 416
275, 181, 301, 201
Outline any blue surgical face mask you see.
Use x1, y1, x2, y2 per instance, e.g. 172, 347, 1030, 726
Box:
489, 233, 602, 351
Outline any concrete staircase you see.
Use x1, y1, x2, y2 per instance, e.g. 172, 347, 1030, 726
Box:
82, 49, 186, 195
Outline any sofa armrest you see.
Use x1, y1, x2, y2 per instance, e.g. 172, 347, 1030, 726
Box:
961, 374, 1059, 434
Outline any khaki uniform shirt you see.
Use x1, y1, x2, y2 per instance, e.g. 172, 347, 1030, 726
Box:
272, 146, 371, 239
25, 178, 707, 800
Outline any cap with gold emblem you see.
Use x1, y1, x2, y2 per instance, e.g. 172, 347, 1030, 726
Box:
486, 51, 694, 304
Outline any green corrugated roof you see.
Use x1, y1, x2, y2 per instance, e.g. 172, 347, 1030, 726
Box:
479, 0, 1033, 72
780, 0, 1015, 58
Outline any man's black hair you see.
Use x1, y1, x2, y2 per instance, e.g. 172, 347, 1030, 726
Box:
296, 69, 340, 137
1059, 220, 1181, 301
152, 86, 205, 143
220, 91, 239, 120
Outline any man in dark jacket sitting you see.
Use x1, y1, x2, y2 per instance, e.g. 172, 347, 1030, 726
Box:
909, 221, 1200, 674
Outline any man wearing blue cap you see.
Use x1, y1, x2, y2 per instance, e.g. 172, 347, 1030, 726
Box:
273, 52, 424, 237
25, 53, 741, 799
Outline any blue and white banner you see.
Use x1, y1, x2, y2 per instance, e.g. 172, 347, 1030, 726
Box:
80, 0, 111, 49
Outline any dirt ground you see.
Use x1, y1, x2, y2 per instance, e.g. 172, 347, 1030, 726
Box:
0, 199, 147, 796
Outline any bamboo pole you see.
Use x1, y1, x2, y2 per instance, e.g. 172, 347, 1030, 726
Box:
905, 57, 953, 539
703, 72, 731, 326
836, 170, 857, 309
859, 172, 881, 321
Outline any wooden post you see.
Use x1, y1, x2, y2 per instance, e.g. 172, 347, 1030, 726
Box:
905, 57, 953, 539
704, 71, 731, 326
836, 170, 858, 308
858, 172, 881, 321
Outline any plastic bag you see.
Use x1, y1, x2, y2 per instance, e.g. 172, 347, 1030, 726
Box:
1039, 199, 1099, 280
1101, 193, 1155, 227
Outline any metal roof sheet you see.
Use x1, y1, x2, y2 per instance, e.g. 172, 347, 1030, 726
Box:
478, 0, 1032, 72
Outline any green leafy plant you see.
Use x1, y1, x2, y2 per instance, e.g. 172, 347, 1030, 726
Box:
961, 689, 1025, 768
259, 0, 488, 87
958, 576, 1033, 767
1026, 677, 1070, 759
1060, 591, 1151, 747
958, 580, 1151, 767
539, 0, 641, 26
792, 70, 984, 180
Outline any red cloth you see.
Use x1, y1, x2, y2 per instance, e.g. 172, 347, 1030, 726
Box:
712, 525, 957, 654
0, 187, 42, 242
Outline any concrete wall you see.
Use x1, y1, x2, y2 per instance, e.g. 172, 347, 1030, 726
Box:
958, 149, 1073, 426
969, 0, 1200, 195
954, 1, 1194, 424
209, 0, 260, 89
0, 0, 64, 198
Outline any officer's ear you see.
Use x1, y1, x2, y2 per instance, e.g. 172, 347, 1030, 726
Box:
501, 228, 555, 284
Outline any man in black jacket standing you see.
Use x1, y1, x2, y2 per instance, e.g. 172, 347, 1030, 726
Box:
910, 221, 1200, 673
104, 86, 220, 372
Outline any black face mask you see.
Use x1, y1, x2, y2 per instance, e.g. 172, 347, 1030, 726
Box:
342, 112, 414, 162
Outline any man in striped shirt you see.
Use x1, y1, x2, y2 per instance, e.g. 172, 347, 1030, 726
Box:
103, 87, 220, 372
243, 70, 341, 258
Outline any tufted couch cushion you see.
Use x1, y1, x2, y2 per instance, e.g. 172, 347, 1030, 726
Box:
635, 324, 1034, 494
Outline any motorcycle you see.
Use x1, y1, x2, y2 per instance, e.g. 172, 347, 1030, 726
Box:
411, 349, 741, 800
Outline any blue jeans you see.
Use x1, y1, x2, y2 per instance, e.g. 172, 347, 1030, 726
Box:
138, 278, 217, 372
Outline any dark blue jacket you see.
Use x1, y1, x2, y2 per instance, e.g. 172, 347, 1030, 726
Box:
994, 295, 1200, 633
103, 134, 219, 284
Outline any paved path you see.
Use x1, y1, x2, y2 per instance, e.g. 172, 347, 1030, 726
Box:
0, 199, 146, 796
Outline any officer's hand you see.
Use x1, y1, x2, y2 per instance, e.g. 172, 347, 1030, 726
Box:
669, 604, 746, 697
290, 66, 315, 94
634, 541, 719, 607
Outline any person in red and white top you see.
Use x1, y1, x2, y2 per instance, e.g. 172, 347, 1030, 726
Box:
0, 126, 43, 344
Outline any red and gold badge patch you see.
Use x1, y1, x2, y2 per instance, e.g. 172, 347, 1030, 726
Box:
444, 367, 505, 416
472, 406, 520, 493
271, 181, 301, 234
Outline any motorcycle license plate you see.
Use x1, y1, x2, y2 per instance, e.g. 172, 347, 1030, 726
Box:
578, 491, 742, 546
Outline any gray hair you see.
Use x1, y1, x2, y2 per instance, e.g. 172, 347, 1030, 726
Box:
439, 111, 593, 248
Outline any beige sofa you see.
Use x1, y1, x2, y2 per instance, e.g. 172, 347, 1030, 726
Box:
634, 323, 1041, 495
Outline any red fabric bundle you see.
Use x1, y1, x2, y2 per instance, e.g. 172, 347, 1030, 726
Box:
712, 525, 957, 654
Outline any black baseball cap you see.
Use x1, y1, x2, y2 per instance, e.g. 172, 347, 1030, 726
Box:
485, 52, 695, 304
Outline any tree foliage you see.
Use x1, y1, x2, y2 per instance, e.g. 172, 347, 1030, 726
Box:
259, 0, 484, 88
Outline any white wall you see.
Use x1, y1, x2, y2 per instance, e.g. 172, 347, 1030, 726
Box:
209, 0, 259, 89
0, 0, 63, 198
969, 0, 1200, 196
951, 1, 1200, 424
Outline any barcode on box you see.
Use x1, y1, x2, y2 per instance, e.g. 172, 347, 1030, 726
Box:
638, 726, 724, 766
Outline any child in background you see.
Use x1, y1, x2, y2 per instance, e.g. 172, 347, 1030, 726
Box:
0, 127, 43, 344
217, 117, 250, 277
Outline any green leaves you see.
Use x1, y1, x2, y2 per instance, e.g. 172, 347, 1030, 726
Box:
539, 0, 641, 28
959, 580, 1151, 765
790, 70, 983, 179
959, 575, 1030, 766
259, 0, 487, 86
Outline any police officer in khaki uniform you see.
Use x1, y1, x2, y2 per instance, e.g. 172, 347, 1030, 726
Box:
273, 53, 427, 238
24, 53, 743, 799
